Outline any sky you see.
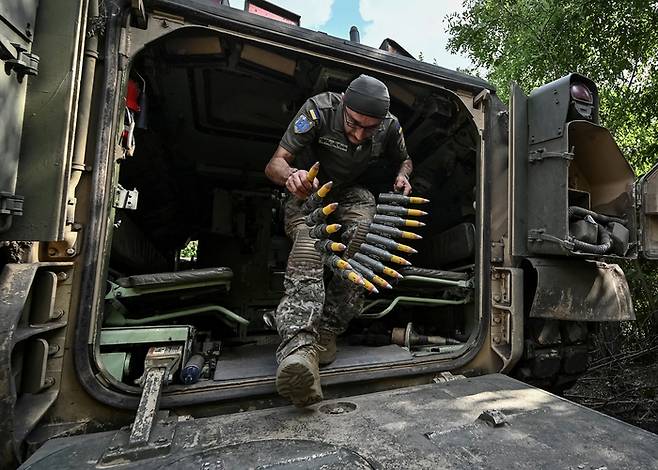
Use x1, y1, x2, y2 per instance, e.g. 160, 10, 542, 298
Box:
229, 0, 473, 71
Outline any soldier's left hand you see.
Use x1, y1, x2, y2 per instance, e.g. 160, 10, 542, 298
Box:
394, 175, 412, 196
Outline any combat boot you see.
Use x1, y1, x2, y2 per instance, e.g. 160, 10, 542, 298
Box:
276, 345, 323, 407
318, 329, 337, 366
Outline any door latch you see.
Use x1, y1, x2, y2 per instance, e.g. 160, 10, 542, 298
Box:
1, 37, 39, 82
114, 185, 139, 210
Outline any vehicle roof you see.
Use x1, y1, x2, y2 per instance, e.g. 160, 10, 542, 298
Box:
148, 0, 495, 94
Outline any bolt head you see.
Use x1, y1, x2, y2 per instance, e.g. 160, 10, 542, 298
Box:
65, 248, 75, 256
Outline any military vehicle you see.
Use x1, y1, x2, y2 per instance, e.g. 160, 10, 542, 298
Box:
2, 0, 658, 468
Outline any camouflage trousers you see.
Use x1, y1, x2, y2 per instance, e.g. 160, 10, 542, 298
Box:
275, 186, 376, 363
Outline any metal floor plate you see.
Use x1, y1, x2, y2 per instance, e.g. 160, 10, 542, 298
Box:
21, 374, 658, 469
213, 343, 413, 382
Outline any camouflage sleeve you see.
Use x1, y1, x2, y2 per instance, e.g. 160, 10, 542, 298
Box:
279, 99, 321, 155
385, 118, 411, 165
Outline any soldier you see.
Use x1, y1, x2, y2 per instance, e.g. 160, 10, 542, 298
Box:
264, 74, 413, 407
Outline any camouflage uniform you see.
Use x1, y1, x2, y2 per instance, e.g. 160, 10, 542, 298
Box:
275, 91, 409, 362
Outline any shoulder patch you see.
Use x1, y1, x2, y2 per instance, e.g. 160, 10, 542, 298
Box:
294, 114, 314, 134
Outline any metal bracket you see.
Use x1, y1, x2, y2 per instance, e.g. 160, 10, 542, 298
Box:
528, 228, 574, 251
1, 39, 39, 82
491, 239, 504, 263
432, 372, 465, 383
491, 268, 524, 373
0, 192, 24, 217
528, 149, 574, 164
99, 345, 183, 465
114, 185, 139, 210
99, 413, 177, 466
477, 409, 508, 427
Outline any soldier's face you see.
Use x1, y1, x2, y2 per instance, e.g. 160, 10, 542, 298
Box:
343, 107, 382, 145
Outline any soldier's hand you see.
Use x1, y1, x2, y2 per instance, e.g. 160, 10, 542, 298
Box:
393, 174, 412, 196
286, 170, 318, 199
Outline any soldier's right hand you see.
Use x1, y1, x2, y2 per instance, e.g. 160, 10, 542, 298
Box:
286, 169, 319, 199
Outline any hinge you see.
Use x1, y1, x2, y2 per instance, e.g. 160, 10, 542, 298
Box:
491, 239, 504, 263
1, 39, 39, 82
432, 372, 465, 383
0, 191, 24, 217
114, 185, 139, 210
491, 268, 524, 372
528, 148, 574, 164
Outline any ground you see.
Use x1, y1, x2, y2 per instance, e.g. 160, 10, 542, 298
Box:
564, 340, 658, 434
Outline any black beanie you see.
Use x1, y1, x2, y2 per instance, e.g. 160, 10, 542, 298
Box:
343, 74, 390, 119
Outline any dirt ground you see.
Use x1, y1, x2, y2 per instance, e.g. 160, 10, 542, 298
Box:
564, 346, 658, 434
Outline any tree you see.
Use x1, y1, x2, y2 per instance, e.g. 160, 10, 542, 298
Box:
446, 0, 658, 174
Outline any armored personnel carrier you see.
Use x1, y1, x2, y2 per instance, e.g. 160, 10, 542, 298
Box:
2, 0, 657, 467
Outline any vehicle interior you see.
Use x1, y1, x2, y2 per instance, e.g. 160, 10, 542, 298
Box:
98, 27, 481, 394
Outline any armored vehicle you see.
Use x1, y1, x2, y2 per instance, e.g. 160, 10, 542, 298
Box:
2, 0, 658, 467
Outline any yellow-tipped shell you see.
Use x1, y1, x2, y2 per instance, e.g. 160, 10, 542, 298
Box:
336, 259, 351, 270
330, 242, 346, 252
400, 231, 423, 240
317, 181, 333, 198
390, 255, 411, 266
407, 208, 428, 217
347, 271, 365, 285
372, 275, 393, 289
383, 266, 403, 279
409, 197, 430, 204
362, 279, 379, 294
307, 162, 320, 182
404, 220, 426, 227
396, 243, 417, 254
326, 223, 341, 234
322, 203, 338, 216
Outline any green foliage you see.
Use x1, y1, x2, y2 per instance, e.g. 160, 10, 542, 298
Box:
180, 240, 198, 260
446, 0, 658, 174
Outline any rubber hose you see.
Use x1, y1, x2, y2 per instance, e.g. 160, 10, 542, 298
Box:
571, 226, 612, 254
568, 206, 626, 225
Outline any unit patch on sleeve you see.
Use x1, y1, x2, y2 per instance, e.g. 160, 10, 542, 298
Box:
294, 114, 314, 134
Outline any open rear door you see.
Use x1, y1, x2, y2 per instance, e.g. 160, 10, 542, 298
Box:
638, 163, 658, 259
0, 0, 87, 242
0, 1, 89, 467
